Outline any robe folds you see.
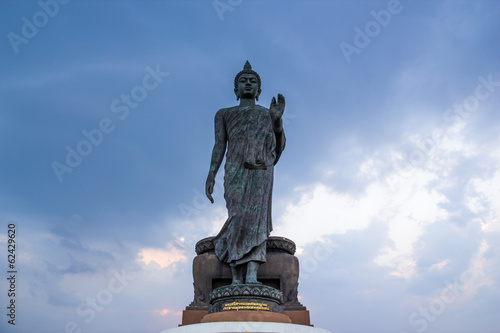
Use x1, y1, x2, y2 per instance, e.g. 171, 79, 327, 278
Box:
212, 105, 285, 267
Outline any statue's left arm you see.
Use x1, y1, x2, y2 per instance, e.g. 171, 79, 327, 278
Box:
206, 109, 227, 203
270, 94, 286, 165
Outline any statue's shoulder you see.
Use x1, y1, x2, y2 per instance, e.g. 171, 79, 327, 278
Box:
255, 104, 269, 112
215, 106, 238, 118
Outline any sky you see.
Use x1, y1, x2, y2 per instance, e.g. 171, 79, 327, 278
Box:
1, 0, 500, 332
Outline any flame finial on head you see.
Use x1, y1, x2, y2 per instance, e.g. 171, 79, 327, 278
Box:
243, 60, 252, 71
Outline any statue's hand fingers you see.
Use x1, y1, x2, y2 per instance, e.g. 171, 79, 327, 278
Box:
206, 183, 214, 203
244, 161, 267, 170
278, 94, 285, 106
270, 96, 276, 109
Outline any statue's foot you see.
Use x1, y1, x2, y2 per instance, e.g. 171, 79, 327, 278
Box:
245, 278, 262, 285
231, 278, 244, 285
231, 266, 244, 285
245, 261, 261, 284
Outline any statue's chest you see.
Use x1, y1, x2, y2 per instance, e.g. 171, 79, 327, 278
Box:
226, 107, 270, 132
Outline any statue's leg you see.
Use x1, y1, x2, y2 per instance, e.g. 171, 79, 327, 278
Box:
231, 265, 244, 285
245, 261, 262, 284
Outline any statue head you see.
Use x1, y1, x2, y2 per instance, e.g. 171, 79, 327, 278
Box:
234, 61, 261, 101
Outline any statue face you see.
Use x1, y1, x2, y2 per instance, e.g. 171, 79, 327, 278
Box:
236, 74, 260, 99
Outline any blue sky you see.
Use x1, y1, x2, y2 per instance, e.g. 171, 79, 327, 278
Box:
1, 0, 500, 332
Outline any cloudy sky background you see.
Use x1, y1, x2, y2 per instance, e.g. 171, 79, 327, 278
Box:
1, 0, 500, 332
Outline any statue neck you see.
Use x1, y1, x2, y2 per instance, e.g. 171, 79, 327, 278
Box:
239, 98, 256, 107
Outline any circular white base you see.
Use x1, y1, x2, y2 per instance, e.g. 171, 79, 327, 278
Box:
161, 321, 331, 333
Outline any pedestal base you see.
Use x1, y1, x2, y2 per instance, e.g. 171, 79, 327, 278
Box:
201, 310, 291, 323
180, 309, 207, 326
181, 309, 312, 326
209, 284, 284, 314
182, 237, 314, 327
285, 310, 312, 326
162, 322, 332, 333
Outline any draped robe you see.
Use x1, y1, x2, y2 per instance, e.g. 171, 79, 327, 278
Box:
212, 105, 285, 267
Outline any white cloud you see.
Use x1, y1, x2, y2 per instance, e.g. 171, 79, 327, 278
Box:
430, 259, 452, 271
274, 110, 500, 281
136, 239, 187, 269
459, 240, 494, 299
275, 149, 449, 279
465, 150, 500, 233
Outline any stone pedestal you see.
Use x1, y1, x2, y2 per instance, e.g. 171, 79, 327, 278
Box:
202, 310, 292, 324
162, 322, 331, 333
209, 284, 284, 313
181, 236, 311, 326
